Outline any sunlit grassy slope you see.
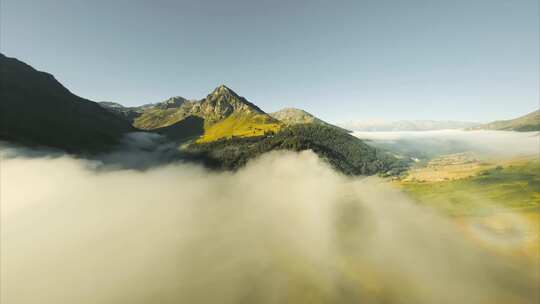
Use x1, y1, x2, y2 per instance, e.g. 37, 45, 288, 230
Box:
197, 112, 282, 142
134, 107, 282, 142
400, 158, 540, 216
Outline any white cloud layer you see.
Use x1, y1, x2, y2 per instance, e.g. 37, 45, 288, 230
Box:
353, 130, 540, 158
1, 148, 538, 304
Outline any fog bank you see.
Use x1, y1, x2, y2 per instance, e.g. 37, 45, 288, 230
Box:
1, 149, 538, 304
353, 130, 539, 158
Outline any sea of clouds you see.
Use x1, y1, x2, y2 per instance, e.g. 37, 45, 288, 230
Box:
1, 134, 538, 303
353, 130, 540, 159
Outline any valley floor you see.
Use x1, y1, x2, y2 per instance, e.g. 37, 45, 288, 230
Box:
397, 154, 540, 261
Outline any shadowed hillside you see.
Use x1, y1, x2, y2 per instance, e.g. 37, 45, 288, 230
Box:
0, 53, 134, 153
152, 115, 205, 141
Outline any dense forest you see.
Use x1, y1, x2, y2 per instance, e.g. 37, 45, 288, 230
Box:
184, 124, 409, 176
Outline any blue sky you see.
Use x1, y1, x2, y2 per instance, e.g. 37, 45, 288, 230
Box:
2, 0, 538, 123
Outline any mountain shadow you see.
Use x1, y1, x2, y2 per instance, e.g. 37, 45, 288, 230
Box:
0, 53, 134, 154
151, 115, 205, 142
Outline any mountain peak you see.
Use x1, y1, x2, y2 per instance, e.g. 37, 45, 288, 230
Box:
210, 84, 239, 97
158, 96, 187, 109
204, 85, 265, 115
217, 84, 230, 90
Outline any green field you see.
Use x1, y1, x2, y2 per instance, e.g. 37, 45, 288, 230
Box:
400, 157, 540, 259
400, 159, 540, 217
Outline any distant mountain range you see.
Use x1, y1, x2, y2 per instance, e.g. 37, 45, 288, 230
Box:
339, 120, 480, 132
341, 112, 540, 132
0, 54, 406, 175
469, 110, 540, 132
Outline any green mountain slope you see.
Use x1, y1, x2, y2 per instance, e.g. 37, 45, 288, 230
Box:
184, 123, 408, 176
101, 85, 282, 142
471, 110, 540, 131
96, 85, 405, 175
198, 111, 281, 142
0, 54, 134, 153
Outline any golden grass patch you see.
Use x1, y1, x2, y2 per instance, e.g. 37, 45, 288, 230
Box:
197, 113, 282, 142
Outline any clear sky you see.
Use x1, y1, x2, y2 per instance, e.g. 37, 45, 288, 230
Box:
2, 0, 538, 123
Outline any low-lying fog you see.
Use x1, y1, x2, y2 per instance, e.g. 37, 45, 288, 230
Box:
1, 137, 538, 304
353, 130, 540, 159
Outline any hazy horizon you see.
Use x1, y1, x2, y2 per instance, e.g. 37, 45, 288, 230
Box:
2, 0, 538, 123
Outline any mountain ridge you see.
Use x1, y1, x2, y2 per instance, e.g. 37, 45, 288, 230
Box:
132, 85, 282, 142
0, 54, 406, 176
101, 100, 348, 140
469, 110, 540, 132
0, 53, 134, 153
